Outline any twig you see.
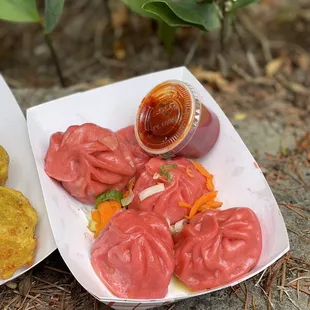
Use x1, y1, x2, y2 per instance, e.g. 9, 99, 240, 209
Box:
4, 295, 19, 310
32, 276, 70, 293
252, 296, 256, 310
255, 268, 267, 287
44, 33, 66, 87
231, 286, 245, 303
297, 272, 300, 300
283, 289, 301, 310
290, 256, 310, 268
231, 64, 252, 81
279, 202, 309, 220
246, 51, 261, 77
238, 12, 272, 62
287, 276, 310, 285
268, 291, 272, 310
44, 265, 72, 275
260, 286, 275, 309
280, 262, 286, 300
233, 21, 260, 76
289, 284, 310, 296
217, 54, 229, 77
184, 31, 203, 66
287, 227, 310, 242
287, 204, 310, 212
244, 283, 249, 310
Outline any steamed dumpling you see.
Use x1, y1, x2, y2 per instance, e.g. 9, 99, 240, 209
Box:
44, 123, 136, 204
130, 157, 207, 224
174, 207, 262, 291
91, 209, 174, 298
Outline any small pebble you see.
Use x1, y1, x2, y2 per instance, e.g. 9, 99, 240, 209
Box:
6, 281, 17, 289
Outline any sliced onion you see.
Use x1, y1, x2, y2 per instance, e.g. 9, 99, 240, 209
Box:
174, 219, 188, 233
153, 173, 160, 180
86, 212, 92, 222
139, 183, 165, 201
169, 225, 176, 235
121, 190, 134, 207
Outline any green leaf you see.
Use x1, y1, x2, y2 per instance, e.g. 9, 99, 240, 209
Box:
95, 189, 123, 208
143, 0, 220, 31
157, 20, 176, 54
44, 0, 64, 33
121, 0, 158, 19
0, 0, 40, 23
231, 0, 261, 10
159, 164, 178, 184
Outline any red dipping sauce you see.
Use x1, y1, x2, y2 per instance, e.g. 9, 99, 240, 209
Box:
135, 80, 220, 159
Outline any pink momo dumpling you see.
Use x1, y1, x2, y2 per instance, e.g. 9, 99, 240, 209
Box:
116, 125, 151, 178
44, 123, 136, 204
130, 157, 207, 224
174, 207, 262, 291
91, 209, 175, 299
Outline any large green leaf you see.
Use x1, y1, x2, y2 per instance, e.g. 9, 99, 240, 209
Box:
121, 0, 158, 19
44, 0, 64, 33
0, 0, 40, 23
143, 0, 220, 31
231, 0, 261, 10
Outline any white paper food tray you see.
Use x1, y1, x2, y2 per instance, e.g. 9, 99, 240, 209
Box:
0, 75, 56, 286
26, 67, 289, 310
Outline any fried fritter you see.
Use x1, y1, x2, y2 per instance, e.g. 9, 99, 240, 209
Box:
0, 145, 9, 186
0, 187, 38, 279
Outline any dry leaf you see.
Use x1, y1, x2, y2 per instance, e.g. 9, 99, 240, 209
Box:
191, 67, 236, 93
112, 4, 129, 29
289, 82, 310, 95
265, 58, 285, 77
113, 40, 126, 60
19, 270, 33, 296
234, 113, 247, 121
296, 54, 310, 71
6, 281, 17, 289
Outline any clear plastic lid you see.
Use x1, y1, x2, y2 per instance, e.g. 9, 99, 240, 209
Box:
135, 80, 202, 158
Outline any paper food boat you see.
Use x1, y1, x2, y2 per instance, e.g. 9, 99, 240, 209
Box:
0, 76, 56, 286
26, 67, 290, 310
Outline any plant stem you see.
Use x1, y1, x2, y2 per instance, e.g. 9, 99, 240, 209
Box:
220, 0, 228, 54
44, 32, 66, 87
101, 0, 111, 26
184, 31, 202, 66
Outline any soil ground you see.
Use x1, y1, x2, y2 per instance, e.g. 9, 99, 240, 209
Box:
0, 0, 309, 309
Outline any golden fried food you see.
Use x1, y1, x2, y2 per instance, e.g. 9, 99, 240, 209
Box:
0, 187, 38, 279
0, 145, 9, 186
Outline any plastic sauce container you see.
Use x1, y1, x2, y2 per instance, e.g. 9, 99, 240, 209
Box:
134, 80, 220, 159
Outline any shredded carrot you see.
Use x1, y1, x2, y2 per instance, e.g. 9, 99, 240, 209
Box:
189, 191, 218, 218
129, 179, 135, 190
186, 166, 194, 178
184, 215, 190, 220
123, 179, 135, 198
178, 202, 192, 209
91, 210, 101, 223
191, 160, 213, 179
92, 201, 121, 238
198, 201, 223, 211
206, 178, 215, 191
208, 201, 223, 208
